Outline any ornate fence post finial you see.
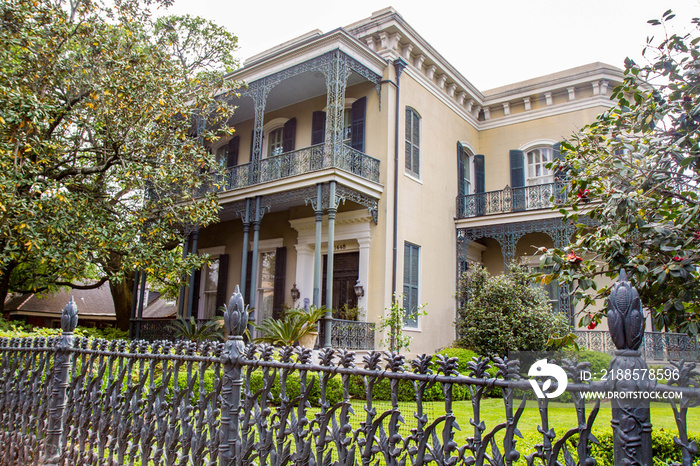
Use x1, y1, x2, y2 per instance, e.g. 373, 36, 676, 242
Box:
607, 272, 653, 466
220, 285, 248, 465
42, 298, 78, 465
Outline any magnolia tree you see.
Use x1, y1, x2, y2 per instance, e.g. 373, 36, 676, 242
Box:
539, 11, 700, 334
0, 0, 239, 328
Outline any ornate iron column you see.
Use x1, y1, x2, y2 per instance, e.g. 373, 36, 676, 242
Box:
248, 196, 267, 335
220, 287, 247, 465
323, 50, 351, 164
323, 181, 343, 348
238, 198, 252, 299
607, 271, 652, 465
249, 83, 272, 184
309, 183, 324, 307
42, 299, 78, 465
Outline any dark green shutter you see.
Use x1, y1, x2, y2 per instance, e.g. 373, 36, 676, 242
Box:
510, 149, 526, 211
226, 137, 239, 168
272, 247, 287, 319
282, 118, 296, 153
351, 97, 366, 152
509, 150, 525, 188
457, 142, 466, 196
474, 154, 485, 193
552, 142, 564, 180
191, 269, 201, 317
474, 154, 485, 216
215, 254, 229, 316
244, 251, 253, 305
311, 111, 326, 145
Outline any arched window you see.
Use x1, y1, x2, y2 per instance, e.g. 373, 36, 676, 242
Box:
405, 107, 420, 178
525, 146, 554, 185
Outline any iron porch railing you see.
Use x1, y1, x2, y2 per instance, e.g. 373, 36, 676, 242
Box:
574, 329, 700, 362
456, 181, 568, 218
202, 143, 380, 195
317, 318, 376, 350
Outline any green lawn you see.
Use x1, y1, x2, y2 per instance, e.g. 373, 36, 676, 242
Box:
345, 398, 699, 454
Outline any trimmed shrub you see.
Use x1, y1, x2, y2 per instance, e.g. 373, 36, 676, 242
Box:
590, 430, 700, 465
456, 264, 569, 357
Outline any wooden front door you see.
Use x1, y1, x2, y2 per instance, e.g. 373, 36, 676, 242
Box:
322, 252, 359, 314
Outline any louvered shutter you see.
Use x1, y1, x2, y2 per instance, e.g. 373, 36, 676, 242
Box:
283, 118, 296, 153
272, 247, 287, 319
552, 142, 564, 180
226, 137, 239, 168
474, 154, 485, 216
244, 251, 253, 305
351, 97, 366, 152
510, 150, 525, 188
215, 254, 229, 316
510, 149, 526, 211
457, 142, 466, 196
474, 154, 485, 193
191, 269, 201, 318
311, 111, 326, 145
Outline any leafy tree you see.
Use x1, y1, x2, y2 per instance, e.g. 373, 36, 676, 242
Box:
456, 264, 569, 357
538, 11, 700, 334
0, 0, 239, 329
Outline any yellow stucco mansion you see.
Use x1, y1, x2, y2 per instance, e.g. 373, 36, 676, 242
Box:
177, 8, 623, 354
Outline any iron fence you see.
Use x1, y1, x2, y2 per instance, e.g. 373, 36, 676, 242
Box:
1, 281, 699, 465
574, 330, 699, 361
456, 181, 567, 218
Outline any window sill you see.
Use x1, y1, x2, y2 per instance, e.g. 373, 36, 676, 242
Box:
404, 172, 423, 184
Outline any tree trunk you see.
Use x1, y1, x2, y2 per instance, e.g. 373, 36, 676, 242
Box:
109, 269, 135, 332
0, 260, 17, 314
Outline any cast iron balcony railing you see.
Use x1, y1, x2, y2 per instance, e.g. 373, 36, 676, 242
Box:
456, 180, 568, 218
202, 143, 380, 195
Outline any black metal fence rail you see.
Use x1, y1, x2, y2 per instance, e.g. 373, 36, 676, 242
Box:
1, 281, 699, 466
574, 330, 700, 361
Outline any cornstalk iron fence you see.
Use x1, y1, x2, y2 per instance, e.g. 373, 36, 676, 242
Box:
0, 279, 698, 465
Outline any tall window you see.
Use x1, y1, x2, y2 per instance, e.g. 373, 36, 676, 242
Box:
403, 242, 420, 328
526, 147, 553, 185
199, 257, 220, 320
267, 127, 284, 157
457, 142, 472, 196
343, 108, 352, 142
257, 250, 277, 323
405, 108, 420, 178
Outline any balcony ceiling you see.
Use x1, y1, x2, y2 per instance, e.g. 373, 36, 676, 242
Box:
226, 70, 370, 125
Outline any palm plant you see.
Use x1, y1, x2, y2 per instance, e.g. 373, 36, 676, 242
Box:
170, 317, 225, 344
253, 306, 326, 346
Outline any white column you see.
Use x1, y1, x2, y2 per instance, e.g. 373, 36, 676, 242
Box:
357, 237, 371, 321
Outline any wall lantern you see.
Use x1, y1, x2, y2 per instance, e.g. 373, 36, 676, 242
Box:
290, 283, 300, 302
353, 279, 365, 298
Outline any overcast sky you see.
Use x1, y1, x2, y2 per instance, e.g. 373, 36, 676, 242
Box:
163, 0, 700, 91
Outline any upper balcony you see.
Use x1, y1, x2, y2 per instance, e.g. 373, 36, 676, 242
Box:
456, 181, 567, 219
201, 143, 380, 195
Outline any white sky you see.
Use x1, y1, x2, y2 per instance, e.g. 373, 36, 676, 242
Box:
163, 0, 700, 91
